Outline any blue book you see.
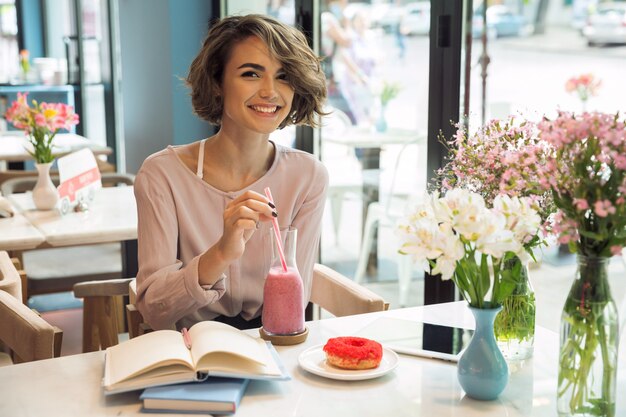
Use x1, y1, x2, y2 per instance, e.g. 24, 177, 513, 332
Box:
140, 377, 249, 414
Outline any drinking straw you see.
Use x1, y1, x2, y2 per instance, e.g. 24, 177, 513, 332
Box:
264, 187, 288, 272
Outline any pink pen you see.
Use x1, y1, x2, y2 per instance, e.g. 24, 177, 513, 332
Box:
181, 327, 192, 349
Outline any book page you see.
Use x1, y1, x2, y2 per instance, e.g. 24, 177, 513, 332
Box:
188, 321, 280, 377
104, 329, 194, 387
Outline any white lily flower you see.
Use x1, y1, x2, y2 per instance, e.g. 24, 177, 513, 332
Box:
439, 189, 491, 241
493, 195, 542, 244
432, 257, 457, 280
397, 218, 445, 263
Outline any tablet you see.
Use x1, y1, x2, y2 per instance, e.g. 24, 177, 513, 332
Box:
354, 317, 473, 362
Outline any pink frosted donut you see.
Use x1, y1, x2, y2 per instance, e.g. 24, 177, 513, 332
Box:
323, 337, 382, 370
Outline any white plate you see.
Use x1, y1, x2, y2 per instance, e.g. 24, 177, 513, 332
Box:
298, 344, 399, 381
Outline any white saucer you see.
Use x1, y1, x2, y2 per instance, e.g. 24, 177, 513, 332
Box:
298, 344, 399, 381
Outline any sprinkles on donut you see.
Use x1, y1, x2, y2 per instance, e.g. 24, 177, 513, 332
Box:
323, 336, 383, 370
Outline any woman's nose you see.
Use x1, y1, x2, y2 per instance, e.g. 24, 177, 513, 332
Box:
258, 79, 278, 99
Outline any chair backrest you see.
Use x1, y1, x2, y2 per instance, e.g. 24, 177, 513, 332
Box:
101, 173, 135, 187
0, 251, 22, 301
73, 277, 134, 352
0, 291, 63, 363
124, 264, 388, 339
1, 174, 61, 195
1, 172, 134, 196
309, 263, 389, 317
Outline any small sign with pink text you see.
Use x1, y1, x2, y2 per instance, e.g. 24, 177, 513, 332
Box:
56, 148, 102, 214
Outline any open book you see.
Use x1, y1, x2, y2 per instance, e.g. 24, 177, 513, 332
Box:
103, 321, 289, 394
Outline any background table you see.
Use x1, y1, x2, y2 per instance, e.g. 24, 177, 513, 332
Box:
1, 186, 138, 292
0, 211, 45, 251
3, 301, 623, 416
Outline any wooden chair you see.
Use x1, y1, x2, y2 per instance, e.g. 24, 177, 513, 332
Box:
2, 173, 135, 302
72, 278, 134, 352
126, 263, 389, 339
0, 171, 134, 196
309, 263, 389, 318
0, 159, 115, 194
0, 251, 23, 301
72, 263, 390, 350
0, 252, 62, 364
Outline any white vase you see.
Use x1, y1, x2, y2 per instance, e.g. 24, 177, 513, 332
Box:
33, 162, 59, 210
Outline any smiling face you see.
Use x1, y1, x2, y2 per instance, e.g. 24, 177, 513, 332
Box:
219, 36, 295, 136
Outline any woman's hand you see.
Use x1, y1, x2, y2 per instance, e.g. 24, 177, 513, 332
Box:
217, 190, 276, 262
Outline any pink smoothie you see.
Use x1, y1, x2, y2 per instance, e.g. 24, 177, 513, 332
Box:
262, 266, 305, 335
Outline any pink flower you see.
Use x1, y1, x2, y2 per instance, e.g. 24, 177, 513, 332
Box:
573, 198, 589, 211
565, 73, 601, 102
3, 93, 80, 163
593, 200, 616, 218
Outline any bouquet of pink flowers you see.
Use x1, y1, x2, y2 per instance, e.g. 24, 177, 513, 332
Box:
4, 92, 80, 164
565, 73, 601, 104
538, 111, 626, 256
539, 111, 625, 416
437, 116, 554, 245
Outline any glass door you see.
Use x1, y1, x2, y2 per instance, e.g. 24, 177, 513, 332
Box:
73, 0, 108, 148
40, 0, 111, 150
465, 0, 626, 327
220, 0, 464, 309
0, 0, 18, 86
468, 0, 626, 127
318, 0, 431, 309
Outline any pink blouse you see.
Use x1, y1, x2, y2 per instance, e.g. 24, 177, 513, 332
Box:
134, 141, 328, 330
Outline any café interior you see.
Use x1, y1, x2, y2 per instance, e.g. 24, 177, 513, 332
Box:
1, 0, 626, 416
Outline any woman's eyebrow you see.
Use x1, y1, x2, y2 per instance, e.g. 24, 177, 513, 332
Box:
237, 63, 285, 74
237, 63, 265, 71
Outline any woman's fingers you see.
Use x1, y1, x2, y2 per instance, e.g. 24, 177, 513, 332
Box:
225, 191, 277, 223
218, 191, 279, 262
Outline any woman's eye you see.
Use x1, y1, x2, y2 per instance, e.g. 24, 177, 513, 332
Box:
241, 71, 260, 78
276, 73, 289, 82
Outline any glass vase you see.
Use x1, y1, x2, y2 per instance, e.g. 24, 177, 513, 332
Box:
557, 255, 618, 417
494, 256, 535, 362
457, 305, 509, 400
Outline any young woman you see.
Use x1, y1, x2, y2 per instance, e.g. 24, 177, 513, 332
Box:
134, 14, 328, 331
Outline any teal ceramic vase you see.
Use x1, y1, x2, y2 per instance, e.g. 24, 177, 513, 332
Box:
458, 305, 509, 400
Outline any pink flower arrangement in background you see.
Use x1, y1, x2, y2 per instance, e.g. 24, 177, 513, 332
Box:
565, 73, 601, 104
4, 92, 79, 163
538, 111, 626, 257
436, 116, 554, 249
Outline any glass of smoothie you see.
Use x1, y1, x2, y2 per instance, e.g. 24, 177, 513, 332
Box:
262, 227, 305, 336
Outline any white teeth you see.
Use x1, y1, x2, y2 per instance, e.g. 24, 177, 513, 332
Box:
251, 105, 277, 113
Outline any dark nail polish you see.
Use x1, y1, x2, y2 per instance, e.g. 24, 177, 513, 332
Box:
272, 211, 278, 218
268, 202, 276, 209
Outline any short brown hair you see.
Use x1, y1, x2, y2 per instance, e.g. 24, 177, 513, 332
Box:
186, 14, 327, 129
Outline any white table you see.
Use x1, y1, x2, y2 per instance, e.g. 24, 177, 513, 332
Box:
324, 126, 426, 148
2, 186, 138, 278
2, 301, 624, 417
8, 186, 137, 248
0, 211, 45, 251
0, 133, 112, 163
